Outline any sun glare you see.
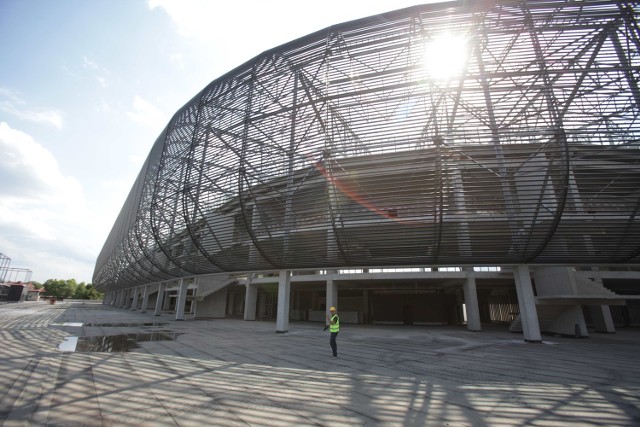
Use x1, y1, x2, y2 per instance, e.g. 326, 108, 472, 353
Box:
423, 34, 468, 81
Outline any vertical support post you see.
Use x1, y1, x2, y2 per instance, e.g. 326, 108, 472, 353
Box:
175, 279, 188, 321
326, 270, 338, 326
362, 289, 369, 324
244, 275, 258, 321
141, 285, 150, 313
130, 287, 138, 311
462, 267, 481, 331
514, 265, 542, 342
276, 270, 291, 333
590, 305, 616, 333
154, 282, 166, 316
122, 289, 128, 308
163, 286, 172, 310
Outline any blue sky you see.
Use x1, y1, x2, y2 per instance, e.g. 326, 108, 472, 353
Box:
0, 0, 437, 283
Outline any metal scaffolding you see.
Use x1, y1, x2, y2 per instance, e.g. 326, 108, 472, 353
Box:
94, 0, 640, 291
3, 268, 33, 283
0, 253, 10, 283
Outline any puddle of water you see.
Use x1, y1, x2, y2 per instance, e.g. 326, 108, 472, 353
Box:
58, 332, 178, 352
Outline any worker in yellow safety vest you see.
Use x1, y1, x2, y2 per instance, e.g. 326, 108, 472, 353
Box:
327, 306, 340, 357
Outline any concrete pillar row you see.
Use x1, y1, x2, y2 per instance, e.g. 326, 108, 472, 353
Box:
326, 270, 338, 327
130, 287, 138, 311
514, 265, 542, 343
175, 279, 189, 321
276, 270, 291, 333
141, 285, 150, 313
154, 283, 166, 316
119, 289, 127, 308
462, 267, 481, 331
244, 275, 258, 321
591, 305, 616, 333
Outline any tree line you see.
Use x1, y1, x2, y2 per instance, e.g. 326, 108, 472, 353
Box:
32, 279, 103, 300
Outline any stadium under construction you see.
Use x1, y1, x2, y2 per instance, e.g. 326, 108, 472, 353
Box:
94, 0, 640, 342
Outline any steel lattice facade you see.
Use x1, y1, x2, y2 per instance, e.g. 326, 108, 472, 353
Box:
94, 0, 640, 292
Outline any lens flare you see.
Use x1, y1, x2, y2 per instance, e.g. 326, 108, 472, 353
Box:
423, 34, 468, 80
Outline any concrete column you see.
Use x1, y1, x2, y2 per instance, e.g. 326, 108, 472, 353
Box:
326, 270, 338, 326
154, 283, 166, 316
190, 288, 196, 315
462, 268, 481, 331
141, 285, 150, 313
514, 265, 542, 343
130, 287, 138, 311
276, 270, 291, 333
175, 279, 188, 321
119, 289, 128, 308
244, 276, 258, 321
591, 305, 616, 333
363, 289, 369, 324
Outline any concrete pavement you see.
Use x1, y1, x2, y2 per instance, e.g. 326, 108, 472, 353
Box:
1, 301, 639, 426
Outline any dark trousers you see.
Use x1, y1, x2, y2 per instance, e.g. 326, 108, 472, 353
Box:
330, 331, 338, 356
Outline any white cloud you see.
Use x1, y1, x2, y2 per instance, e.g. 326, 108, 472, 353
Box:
145, 0, 430, 84
147, 0, 219, 39
82, 56, 100, 70
0, 87, 64, 129
126, 95, 166, 130
0, 122, 81, 202
96, 76, 108, 88
82, 56, 110, 88
0, 122, 98, 282
170, 52, 185, 69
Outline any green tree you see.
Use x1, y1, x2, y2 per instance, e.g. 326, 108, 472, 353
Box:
42, 279, 103, 300
83, 284, 102, 300
73, 282, 87, 299
43, 279, 77, 299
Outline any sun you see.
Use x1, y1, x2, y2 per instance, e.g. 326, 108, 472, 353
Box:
422, 34, 468, 81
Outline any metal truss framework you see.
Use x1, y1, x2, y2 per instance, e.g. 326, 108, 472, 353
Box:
0, 253, 10, 283
94, 0, 640, 291
2, 268, 33, 283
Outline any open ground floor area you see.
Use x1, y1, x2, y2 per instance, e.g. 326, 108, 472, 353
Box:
1, 300, 639, 426
103, 266, 640, 343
